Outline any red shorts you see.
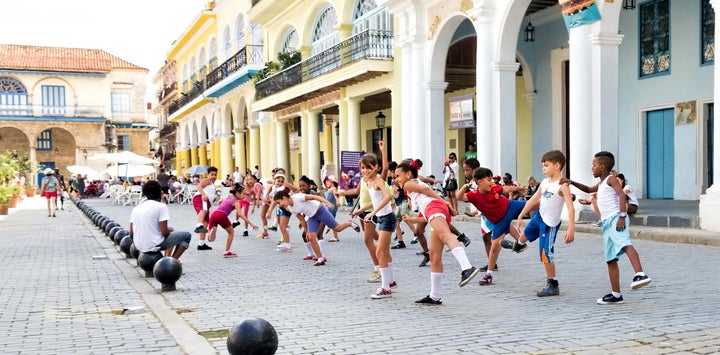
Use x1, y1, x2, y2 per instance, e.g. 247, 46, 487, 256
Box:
208, 210, 231, 230
192, 195, 211, 221
422, 200, 451, 224
44, 191, 58, 199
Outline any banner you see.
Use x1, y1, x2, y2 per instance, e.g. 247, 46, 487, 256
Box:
339, 150, 364, 190
559, 0, 601, 30
448, 94, 475, 130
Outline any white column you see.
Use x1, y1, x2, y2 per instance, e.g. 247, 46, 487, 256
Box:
390, 89, 402, 161
568, 25, 594, 187
248, 126, 260, 173
410, 42, 426, 160
275, 119, 289, 172
700, 0, 720, 231
220, 133, 233, 179
337, 99, 348, 152
492, 61, 520, 177
425, 81, 448, 177
590, 33, 624, 156
234, 128, 246, 173
306, 109, 321, 184
300, 110, 309, 174
347, 98, 362, 151
471, 5, 494, 168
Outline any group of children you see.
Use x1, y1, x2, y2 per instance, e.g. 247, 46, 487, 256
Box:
182, 148, 651, 306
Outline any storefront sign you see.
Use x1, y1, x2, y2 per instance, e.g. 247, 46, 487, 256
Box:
449, 94, 475, 130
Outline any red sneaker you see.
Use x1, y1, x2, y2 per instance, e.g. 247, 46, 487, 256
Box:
223, 251, 238, 258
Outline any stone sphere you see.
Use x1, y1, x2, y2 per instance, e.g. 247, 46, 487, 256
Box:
113, 229, 128, 245
129, 243, 140, 259
138, 251, 163, 277
227, 317, 278, 355
119, 235, 133, 258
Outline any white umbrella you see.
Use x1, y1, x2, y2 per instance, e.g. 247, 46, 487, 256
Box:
89, 151, 159, 166
66, 165, 102, 180
100, 164, 156, 178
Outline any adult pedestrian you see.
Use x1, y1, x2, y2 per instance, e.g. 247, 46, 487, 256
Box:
39, 168, 62, 217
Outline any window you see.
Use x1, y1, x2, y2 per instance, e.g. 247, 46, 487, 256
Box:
111, 92, 131, 122
37, 129, 52, 151
702, 0, 715, 64
639, 0, 670, 77
117, 134, 130, 151
209, 37, 218, 69
236, 15, 246, 50
311, 6, 338, 56
281, 28, 299, 54
41, 85, 66, 115
0, 76, 29, 115
224, 26, 232, 59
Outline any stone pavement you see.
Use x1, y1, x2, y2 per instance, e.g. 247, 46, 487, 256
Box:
1, 196, 719, 354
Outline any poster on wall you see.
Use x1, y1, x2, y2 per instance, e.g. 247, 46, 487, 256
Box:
289, 131, 300, 151
675, 100, 697, 125
339, 150, 364, 190
449, 94, 475, 130
558, 0, 601, 30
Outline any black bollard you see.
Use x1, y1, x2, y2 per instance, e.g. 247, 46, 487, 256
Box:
119, 236, 133, 258
227, 317, 279, 355
114, 229, 129, 245
129, 243, 140, 259
105, 222, 120, 237
138, 251, 163, 277
109, 227, 123, 242
153, 257, 182, 292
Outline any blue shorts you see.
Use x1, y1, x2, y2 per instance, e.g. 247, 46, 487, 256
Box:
373, 213, 397, 232
601, 213, 632, 262
489, 199, 526, 240
307, 206, 338, 233
276, 207, 291, 218
523, 212, 560, 264
159, 231, 192, 251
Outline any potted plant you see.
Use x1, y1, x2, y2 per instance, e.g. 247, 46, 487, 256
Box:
7, 184, 21, 208
0, 186, 10, 215
24, 184, 36, 197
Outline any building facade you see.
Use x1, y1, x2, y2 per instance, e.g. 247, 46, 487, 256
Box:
0, 44, 150, 184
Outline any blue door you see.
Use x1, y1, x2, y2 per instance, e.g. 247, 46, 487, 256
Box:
646, 109, 674, 199
38, 162, 55, 187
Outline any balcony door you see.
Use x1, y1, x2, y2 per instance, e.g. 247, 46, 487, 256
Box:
41, 85, 66, 116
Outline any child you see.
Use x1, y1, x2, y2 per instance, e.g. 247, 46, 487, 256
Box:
323, 175, 341, 242
265, 170, 300, 252
563, 151, 651, 304
206, 183, 259, 258
395, 159, 479, 305
457, 167, 527, 286
192, 166, 218, 250
461, 158, 494, 271
356, 153, 397, 299
511, 150, 576, 297
273, 191, 360, 266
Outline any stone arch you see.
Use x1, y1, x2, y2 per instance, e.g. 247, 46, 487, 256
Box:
494, 0, 531, 64
224, 102, 234, 134
183, 124, 192, 147
428, 13, 470, 83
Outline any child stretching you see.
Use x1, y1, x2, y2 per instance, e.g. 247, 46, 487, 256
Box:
563, 151, 651, 304
322, 176, 341, 242
511, 150, 576, 296
207, 183, 259, 258
273, 191, 360, 266
356, 153, 397, 299
395, 160, 479, 305
457, 167, 527, 286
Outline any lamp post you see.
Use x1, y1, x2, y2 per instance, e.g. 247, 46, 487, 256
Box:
524, 21, 535, 43
375, 111, 386, 139
623, 0, 636, 10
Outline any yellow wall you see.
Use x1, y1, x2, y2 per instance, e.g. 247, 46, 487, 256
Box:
516, 75, 532, 185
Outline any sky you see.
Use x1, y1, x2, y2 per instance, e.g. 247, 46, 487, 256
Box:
0, 0, 207, 101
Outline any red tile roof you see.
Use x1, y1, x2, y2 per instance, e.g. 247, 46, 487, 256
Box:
0, 44, 147, 74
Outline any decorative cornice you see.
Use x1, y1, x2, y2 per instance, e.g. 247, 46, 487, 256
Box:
308, 90, 341, 110
275, 103, 302, 119
491, 62, 520, 72
589, 33, 624, 47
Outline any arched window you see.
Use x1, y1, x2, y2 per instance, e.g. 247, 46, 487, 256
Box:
224, 26, 232, 59
182, 64, 189, 92
235, 14, 246, 50
208, 37, 218, 69
352, 0, 391, 35
189, 56, 197, 82
198, 47, 207, 79
311, 6, 338, 56
281, 28, 298, 54
0, 76, 29, 115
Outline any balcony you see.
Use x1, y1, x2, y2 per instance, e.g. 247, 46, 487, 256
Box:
168, 45, 263, 117
0, 104, 105, 120
255, 30, 393, 102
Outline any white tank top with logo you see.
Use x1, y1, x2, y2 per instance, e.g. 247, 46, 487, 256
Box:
538, 178, 564, 226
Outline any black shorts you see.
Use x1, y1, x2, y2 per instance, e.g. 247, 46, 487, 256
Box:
161, 186, 169, 194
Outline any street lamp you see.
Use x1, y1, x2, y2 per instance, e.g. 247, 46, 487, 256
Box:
524, 21, 535, 43
82, 149, 88, 161
623, 0, 636, 10
375, 111, 386, 140
54, 147, 59, 155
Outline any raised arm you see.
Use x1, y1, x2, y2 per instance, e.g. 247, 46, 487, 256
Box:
379, 140, 389, 180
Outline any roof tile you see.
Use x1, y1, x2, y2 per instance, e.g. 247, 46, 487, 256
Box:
0, 44, 147, 74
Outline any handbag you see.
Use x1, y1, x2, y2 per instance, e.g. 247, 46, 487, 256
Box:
444, 177, 458, 191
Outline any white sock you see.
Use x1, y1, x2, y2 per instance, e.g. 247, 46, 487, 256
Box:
635, 272, 646, 277
612, 291, 622, 298
487, 270, 495, 276
198, 240, 206, 246
196, 223, 203, 227
303, 242, 314, 255
430, 272, 443, 300
387, 262, 395, 283
379, 267, 389, 290
283, 242, 292, 249
374, 265, 379, 272
451, 247, 472, 270
318, 239, 326, 256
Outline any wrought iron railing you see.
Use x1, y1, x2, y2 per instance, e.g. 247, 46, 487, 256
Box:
168, 45, 263, 116
0, 104, 105, 118
255, 29, 393, 100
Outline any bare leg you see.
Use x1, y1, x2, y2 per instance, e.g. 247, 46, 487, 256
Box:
607, 259, 621, 293
623, 245, 645, 273
279, 215, 290, 243
224, 226, 234, 252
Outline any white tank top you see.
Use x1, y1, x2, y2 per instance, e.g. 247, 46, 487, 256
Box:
596, 176, 619, 221
406, 179, 435, 215
197, 183, 216, 204
538, 178, 564, 226
366, 180, 393, 217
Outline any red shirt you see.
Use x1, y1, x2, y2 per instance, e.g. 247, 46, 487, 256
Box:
465, 184, 509, 224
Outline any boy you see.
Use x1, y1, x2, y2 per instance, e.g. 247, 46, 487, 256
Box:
563, 151, 651, 304
509, 150, 575, 297
129, 180, 191, 260
457, 167, 527, 285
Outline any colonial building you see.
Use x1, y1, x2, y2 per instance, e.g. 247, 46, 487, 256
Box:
0, 44, 150, 184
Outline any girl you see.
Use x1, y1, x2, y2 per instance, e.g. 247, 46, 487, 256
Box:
265, 170, 300, 252
356, 153, 397, 299
395, 159, 480, 305
273, 191, 360, 266
240, 174, 264, 237
323, 175, 341, 242
257, 175, 283, 239
206, 183, 258, 258
443, 152, 460, 212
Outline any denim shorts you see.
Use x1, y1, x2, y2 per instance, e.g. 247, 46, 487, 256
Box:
372, 213, 397, 232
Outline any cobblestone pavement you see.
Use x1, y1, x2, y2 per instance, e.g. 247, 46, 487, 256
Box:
1, 196, 719, 354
